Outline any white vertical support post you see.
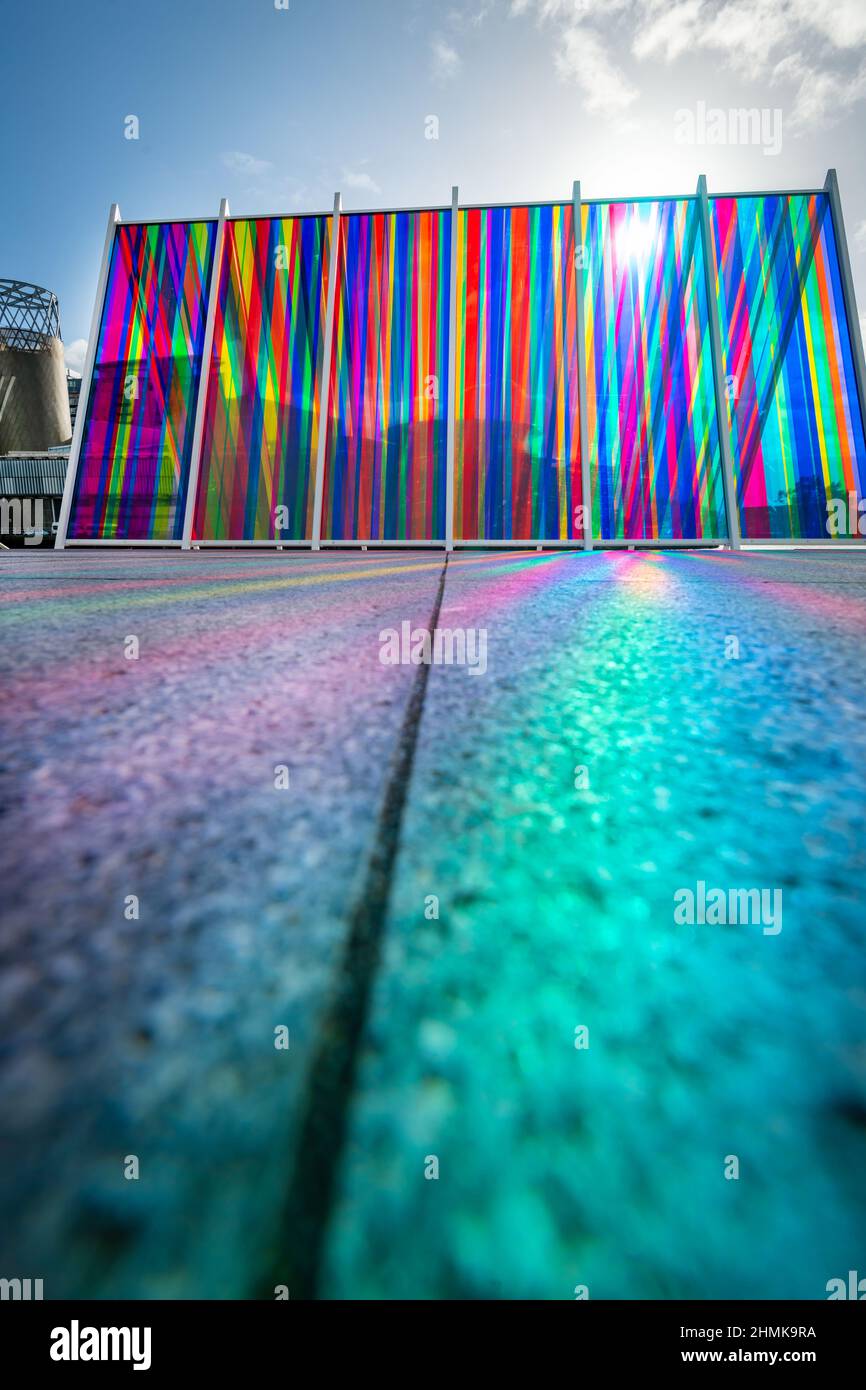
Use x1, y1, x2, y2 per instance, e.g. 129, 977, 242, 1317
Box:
311, 191, 342, 550
445, 184, 459, 551
825, 169, 866, 447
55, 203, 121, 549
573, 181, 592, 551
182, 197, 229, 549
697, 174, 740, 550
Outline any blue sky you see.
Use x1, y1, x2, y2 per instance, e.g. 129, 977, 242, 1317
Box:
3, 0, 866, 362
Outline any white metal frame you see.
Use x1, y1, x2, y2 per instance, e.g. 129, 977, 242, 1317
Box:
58, 175, 866, 553
825, 169, 866, 453
317, 539, 445, 549
697, 174, 740, 550
444, 185, 459, 552
573, 181, 593, 551
450, 537, 724, 550
315, 194, 452, 549
55, 204, 121, 549
311, 192, 342, 550
182, 198, 229, 549
195, 539, 313, 549
63, 538, 183, 548
449, 189, 587, 551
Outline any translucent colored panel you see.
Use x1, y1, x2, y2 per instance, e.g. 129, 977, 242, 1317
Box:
69, 221, 216, 540
322, 210, 450, 541
193, 216, 330, 541
583, 199, 726, 541
454, 204, 582, 542
711, 193, 866, 539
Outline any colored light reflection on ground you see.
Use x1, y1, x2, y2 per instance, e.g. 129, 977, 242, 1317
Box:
1, 547, 865, 1300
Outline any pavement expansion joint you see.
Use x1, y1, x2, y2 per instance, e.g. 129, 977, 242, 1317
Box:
258, 555, 450, 1299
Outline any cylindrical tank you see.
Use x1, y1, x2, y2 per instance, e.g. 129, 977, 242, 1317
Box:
0, 280, 73, 453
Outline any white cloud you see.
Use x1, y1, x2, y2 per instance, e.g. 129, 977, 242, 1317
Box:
631, 0, 866, 79
431, 36, 462, 80
512, 2, 637, 111
342, 168, 382, 195
511, 0, 866, 123
855, 220, 866, 252
789, 0, 866, 51
512, 1, 628, 16
687, 2, 790, 79
632, 1, 703, 63
472, 1, 496, 23
449, 0, 496, 26
64, 339, 87, 377
556, 26, 638, 112
773, 52, 866, 130
221, 151, 274, 177
634, 0, 866, 70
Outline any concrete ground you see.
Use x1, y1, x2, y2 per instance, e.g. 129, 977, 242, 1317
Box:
1, 546, 865, 1300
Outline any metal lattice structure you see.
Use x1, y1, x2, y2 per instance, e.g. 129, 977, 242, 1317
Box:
0, 279, 71, 451
0, 279, 62, 352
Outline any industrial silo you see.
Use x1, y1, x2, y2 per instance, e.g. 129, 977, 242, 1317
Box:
0, 279, 72, 453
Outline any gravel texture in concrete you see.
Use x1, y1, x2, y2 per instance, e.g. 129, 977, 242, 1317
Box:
320, 549, 866, 1300
2, 547, 865, 1299
0, 549, 444, 1296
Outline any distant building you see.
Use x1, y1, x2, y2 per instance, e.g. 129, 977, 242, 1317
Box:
0, 279, 72, 455
0, 452, 67, 546
0, 279, 74, 545
67, 373, 82, 431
